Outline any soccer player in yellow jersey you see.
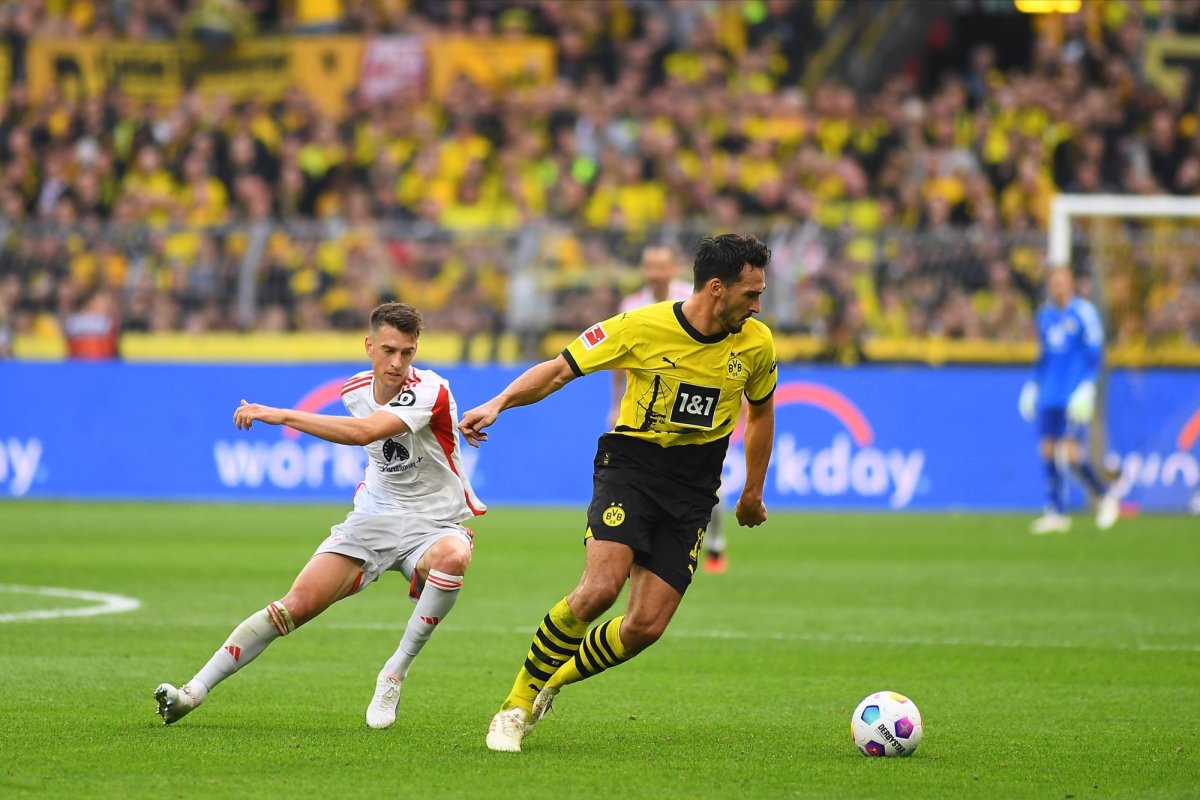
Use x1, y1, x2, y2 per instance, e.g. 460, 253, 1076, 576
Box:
458, 234, 777, 752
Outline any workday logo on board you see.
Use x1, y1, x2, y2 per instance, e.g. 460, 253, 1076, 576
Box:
212, 377, 366, 491
1108, 407, 1200, 512
724, 382, 926, 508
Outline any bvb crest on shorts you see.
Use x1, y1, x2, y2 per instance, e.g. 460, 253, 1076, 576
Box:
602, 503, 625, 527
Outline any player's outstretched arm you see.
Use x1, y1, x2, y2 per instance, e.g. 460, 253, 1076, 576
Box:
458, 355, 577, 447
234, 400, 408, 445
735, 397, 774, 527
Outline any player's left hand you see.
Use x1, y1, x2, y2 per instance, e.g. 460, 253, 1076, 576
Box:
234, 399, 286, 430
735, 494, 767, 527
1067, 381, 1096, 424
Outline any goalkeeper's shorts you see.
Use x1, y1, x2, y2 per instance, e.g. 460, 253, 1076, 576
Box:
1038, 408, 1085, 440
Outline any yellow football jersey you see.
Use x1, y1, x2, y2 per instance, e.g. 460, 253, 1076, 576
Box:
563, 301, 777, 448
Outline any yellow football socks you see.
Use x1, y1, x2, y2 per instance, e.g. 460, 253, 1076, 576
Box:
500, 597, 588, 712
545, 615, 631, 689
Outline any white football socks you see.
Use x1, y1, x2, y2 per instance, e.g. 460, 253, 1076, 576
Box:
189, 601, 295, 698
380, 570, 463, 680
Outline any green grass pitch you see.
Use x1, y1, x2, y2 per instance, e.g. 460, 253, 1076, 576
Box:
1, 502, 1197, 798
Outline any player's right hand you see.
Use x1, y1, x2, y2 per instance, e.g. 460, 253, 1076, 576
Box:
457, 404, 498, 447
1018, 381, 1037, 423
234, 399, 285, 430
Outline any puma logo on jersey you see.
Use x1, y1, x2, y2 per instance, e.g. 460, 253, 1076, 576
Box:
662, 356, 679, 368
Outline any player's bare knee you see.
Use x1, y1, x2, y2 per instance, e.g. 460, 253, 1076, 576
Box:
429, 539, 472, 575
421, 536, 472, 576
277, 593, 315, 627
618, 616, 665, 653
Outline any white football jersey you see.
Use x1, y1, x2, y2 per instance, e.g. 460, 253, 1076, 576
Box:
341, 367, 485, 523
618, 279, 692, 313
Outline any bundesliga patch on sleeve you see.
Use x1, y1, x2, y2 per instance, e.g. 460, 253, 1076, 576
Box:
580, 323, 607, 350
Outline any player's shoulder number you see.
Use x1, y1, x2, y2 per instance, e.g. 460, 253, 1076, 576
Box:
389, 389, 417, 407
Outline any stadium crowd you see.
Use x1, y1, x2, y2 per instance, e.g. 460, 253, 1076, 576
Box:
1, 0, 1199, 359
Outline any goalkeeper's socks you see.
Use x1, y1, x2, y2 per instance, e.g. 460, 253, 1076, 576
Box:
1072, 463, 1108, 496
545, 616, 634, 690
1044, 458, 1065, 514
191, 601, 295, 697
500, 597, 587, 713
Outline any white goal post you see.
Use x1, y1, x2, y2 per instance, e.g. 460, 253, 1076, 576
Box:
1048, 193, 1200, 268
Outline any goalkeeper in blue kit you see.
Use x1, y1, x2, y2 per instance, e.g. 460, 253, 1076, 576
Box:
1018, 268, 1119, 534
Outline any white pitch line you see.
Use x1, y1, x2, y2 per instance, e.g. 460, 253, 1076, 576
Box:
0, 584, 141, 623
321, 622, 1200, 654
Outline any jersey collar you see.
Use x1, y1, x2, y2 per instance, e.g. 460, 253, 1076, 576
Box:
673, 301, 729, 344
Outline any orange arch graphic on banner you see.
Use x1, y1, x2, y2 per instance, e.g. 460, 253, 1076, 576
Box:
1177, 409, 1200, 451
731, 382, 874, 447
284, 377, 349, 439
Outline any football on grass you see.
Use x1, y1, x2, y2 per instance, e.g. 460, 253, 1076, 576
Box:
851, 691, 923, 757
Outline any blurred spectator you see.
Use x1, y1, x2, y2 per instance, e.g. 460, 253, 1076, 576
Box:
0, 0, 1195, 355
184, 1, 249, 50
63, 287, 121, 360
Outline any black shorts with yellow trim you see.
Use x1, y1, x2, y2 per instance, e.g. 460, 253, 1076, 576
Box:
584, 439, 721, 596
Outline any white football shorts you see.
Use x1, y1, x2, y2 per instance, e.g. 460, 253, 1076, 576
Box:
314, 510, 473, 593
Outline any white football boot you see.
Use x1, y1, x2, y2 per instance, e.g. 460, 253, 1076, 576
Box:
155, 682, 202, 725
1030, 512, 1071, 535
528, 686, 559, 734
1096, 491, 1120, 530
366, 674, 403, 729
485, 707, 528, 752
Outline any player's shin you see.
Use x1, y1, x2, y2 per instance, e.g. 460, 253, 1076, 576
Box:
500, 596, 587, 713
380, 569, 463, 680
1071, 462, 1108, 496
545, 615, 634, 690
190, 601, 296, 698
1043, 458, 1064, 514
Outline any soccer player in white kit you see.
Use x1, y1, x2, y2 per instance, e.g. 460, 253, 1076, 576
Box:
611, 246, 732, 573
155, 303, 485, 729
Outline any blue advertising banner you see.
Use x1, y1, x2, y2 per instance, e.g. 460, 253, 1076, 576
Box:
0, 362, 1197, 511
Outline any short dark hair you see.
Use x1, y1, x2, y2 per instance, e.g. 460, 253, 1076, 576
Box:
693, 234, 771, 291
370, 302, 423, 337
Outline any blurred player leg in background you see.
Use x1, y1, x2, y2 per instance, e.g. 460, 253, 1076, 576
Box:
1063, 423, 1120, 530
704, 493, 727, 574
1030, 410, 1071, 534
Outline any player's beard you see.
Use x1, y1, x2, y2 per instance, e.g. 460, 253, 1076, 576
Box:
720, 309, 751, 334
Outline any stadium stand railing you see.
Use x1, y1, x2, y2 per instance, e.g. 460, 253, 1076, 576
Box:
4, 218, 1197, 366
